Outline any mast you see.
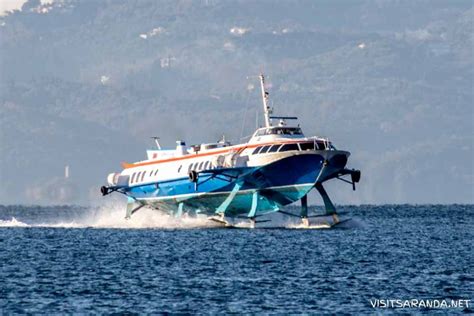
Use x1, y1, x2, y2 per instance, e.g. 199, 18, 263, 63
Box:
259, 74, 272, 127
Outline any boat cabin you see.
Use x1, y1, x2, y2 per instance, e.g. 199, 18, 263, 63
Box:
249, 126, 305, 143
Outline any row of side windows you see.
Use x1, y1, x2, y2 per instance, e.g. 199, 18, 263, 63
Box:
130, 169, 159, 184
252, 142, 327, 155
188, 161, 212, 173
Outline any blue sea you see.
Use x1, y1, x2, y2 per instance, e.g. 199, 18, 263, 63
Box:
0, 204, 472, 314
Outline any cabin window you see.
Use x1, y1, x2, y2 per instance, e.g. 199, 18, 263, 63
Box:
203, 161, 209, 170
141, 171, 146, 182
279, 143, 300, 152
268, 144, 281, 153
131, 172, 137, 184
315, 141, 327, 150
265, 127, 304, 135
178, 165, 182, 173
149, 170, 153, 176
154, 169, 159, 176
267, 129, 278, 135
259, 145, 271, 154
299, 142, 315, 151
198, 162, 204, 170
286, 128, 303, 135
252, 147, 261, 155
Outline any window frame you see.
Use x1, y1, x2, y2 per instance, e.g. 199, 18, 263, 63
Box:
279, 143, 300, 152
252, 146, 262, 155
259, 145, 272, 154
268, 144, 281, 153
299, 142, 315, 151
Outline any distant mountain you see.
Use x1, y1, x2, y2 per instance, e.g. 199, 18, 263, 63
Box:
0, 0, 472, 204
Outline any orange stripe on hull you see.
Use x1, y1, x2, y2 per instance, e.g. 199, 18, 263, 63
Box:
122, 140, 303, 169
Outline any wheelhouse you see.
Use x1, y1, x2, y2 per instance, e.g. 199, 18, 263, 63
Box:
252, 126, 304, 137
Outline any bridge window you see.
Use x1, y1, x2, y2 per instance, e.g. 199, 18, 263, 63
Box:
268, 127, 303, 135
286, 128, 303, 135
259, 145, 271, 154
299, 142, 315, 151
279, 143, 300, 152
315, 141, 327, 150
268, 144, 281, 153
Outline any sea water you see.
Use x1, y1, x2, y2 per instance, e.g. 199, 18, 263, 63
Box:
0, 204, 472, 313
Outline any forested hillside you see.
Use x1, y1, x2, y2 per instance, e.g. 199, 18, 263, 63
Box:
0, 0, 472, 204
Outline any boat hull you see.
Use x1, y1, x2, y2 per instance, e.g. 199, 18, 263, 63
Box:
126, 152, 348, 217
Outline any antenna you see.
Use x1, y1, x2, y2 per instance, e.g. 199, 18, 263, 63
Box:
256, 109, 259, 129
151, 137, 162, 150
259, 73, 272, 127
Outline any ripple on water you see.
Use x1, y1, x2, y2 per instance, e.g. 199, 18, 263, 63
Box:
0, 204, 472, 313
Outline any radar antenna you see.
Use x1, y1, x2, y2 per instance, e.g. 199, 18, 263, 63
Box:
150, 137, 162, 150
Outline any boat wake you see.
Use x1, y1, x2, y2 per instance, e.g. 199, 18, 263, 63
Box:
0, 202, 217, 229
0, 203, 362, 229
0, 217, 30, 227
